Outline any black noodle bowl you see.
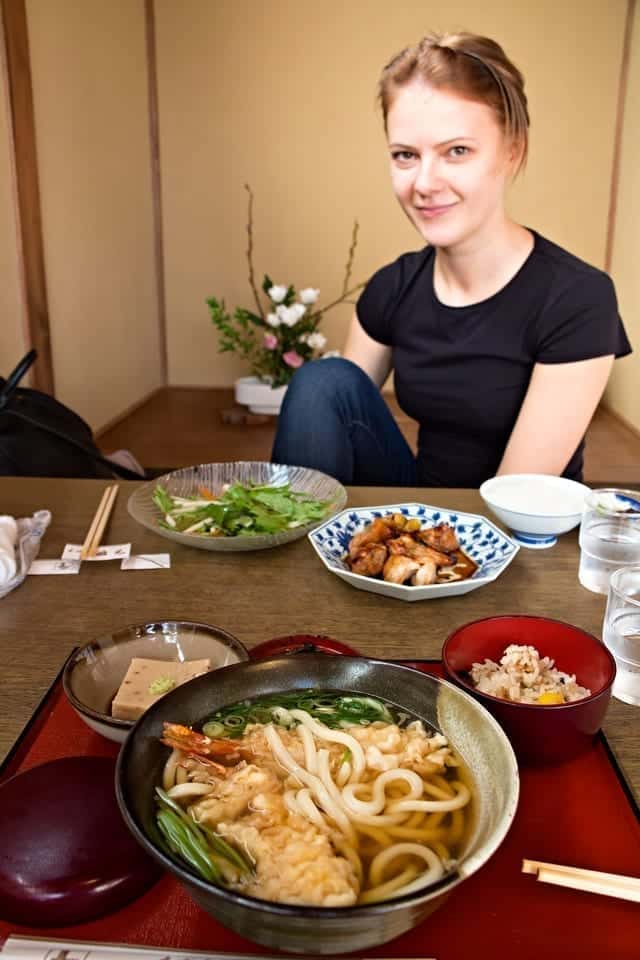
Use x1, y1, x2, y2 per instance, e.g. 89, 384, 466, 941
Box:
116, 654, 519, 955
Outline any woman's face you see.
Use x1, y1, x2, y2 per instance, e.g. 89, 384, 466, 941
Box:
386, 80, 515, 250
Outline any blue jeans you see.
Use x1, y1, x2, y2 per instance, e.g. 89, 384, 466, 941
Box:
271, 358, 417, 485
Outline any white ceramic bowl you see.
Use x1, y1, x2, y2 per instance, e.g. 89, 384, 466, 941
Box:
479, 474, 590, 549
308, 503, 519, 602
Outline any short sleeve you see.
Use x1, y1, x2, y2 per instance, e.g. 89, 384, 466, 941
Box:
535, 271, 632, 364
355, 261, 401, 347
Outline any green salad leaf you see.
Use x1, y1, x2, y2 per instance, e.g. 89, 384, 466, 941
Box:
152, 481, 330, 538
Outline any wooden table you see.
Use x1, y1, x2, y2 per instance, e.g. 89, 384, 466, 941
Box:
1, 477, 638, 798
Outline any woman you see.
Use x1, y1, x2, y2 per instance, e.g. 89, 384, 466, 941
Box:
272, 32, 631, 487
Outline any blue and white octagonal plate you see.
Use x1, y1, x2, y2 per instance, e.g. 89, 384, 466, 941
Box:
308, 503, 519, 602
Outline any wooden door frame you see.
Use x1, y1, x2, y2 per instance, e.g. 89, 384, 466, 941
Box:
605, 0, 637, 273
145, 0, 168, 386
0, 0, 53, 393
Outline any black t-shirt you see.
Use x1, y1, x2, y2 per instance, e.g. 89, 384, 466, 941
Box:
357, 231, 631, 487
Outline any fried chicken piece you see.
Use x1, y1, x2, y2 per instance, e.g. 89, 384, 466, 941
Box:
348, 518, 393, 560
349, 541, 388, 576
411, 559, 437, 585
418, 544, 456, 566
416, 522, 459, 553
387, 534, 412, 556
387, 535, 451, 567
383, 554, 420, 584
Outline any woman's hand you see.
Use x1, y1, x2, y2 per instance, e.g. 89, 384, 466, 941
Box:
343, 311, 393, 388
497, 355, 615, 477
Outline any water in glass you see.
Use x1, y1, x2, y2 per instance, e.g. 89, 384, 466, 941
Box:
603, 611, 640, 705
578, 489, 640, 594
603, 566, 640, 705
579, 520, 640, 593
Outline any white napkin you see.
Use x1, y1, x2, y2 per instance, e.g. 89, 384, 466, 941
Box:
0, 515, 18, 585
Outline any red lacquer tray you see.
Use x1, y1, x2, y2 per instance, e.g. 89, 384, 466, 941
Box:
1, 657, 639, 959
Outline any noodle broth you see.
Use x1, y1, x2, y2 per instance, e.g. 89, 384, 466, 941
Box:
157, 690, 475, 908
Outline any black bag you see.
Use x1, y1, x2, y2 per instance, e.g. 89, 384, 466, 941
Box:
0, 351, 145, 479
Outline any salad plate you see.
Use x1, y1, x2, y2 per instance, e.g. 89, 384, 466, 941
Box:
127, 461, 347, 552
308, 503, 519, 601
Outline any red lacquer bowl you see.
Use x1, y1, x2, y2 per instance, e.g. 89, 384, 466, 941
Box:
442, 615, 616, 766
250, 634, 359, 659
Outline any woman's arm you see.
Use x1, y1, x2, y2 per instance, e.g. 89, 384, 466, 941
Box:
343, 311, 393, 388
497, 355, 614, 476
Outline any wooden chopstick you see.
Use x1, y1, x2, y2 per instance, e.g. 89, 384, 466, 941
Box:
80, 486, 112, 559
522, 858, 640, 903
80, 484, 119, 559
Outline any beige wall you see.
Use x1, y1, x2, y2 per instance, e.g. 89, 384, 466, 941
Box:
0, 53, 26, 375
605, 6, 639, 427
155, 0, 628, 387
7, 1, 633, 427
25, 0, 162, 430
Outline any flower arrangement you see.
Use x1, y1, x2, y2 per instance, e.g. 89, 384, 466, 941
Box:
207, 185, 364, 389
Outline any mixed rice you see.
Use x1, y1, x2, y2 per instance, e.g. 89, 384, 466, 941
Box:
469, 644, 591, 705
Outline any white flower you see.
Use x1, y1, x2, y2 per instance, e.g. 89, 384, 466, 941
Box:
320, 349, 341, 359
306, 332, 327, 350
297, 332, 309, 344
266, 312, 281, 328
268, 284, 288, 303
290, 303, 307, 324
276, 303, 306, 327
299, 287, 320, 305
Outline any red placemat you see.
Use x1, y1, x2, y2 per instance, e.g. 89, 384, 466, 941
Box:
1, 659, 639, 959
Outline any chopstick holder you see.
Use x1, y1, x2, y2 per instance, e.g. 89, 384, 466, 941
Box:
522, 858, 640, 903
80, 485, 119, 560
0, 939, 438, 960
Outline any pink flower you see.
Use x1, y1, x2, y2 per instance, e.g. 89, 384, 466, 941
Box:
283, 350, 304, 369
263, 333, 278, 350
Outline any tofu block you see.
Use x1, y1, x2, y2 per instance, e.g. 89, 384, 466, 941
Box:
111, 657, 211, 721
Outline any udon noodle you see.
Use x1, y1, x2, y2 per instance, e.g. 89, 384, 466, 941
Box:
157, 694, 473, 907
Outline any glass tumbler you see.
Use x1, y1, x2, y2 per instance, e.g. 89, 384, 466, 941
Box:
603, 565, 640, 705
578, 488, 640, 594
